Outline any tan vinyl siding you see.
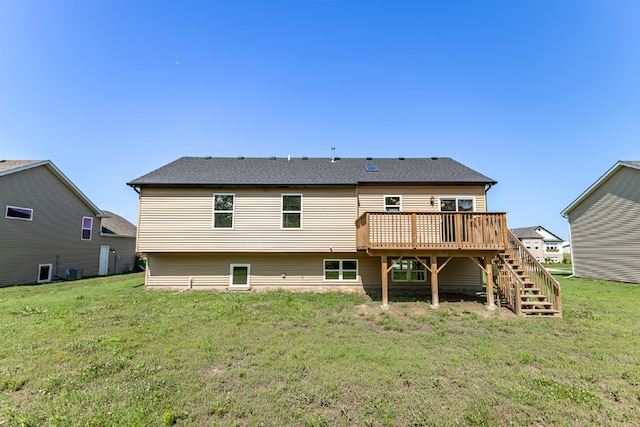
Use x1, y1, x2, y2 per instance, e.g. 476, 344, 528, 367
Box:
145, 252, 379, 290
357, 186, 487, 215
568, 167, 640, 283
388, 257, 483, 294
0, 166, 102, 286
145, 252, 482, 293
137, 188, 357, 253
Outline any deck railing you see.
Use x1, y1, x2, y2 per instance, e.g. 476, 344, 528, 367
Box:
355, 212, 508, 251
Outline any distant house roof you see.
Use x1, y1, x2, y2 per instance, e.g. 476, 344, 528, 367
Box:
0, 160, 105, 217
511, 226, 563, 242
127, 156, 497, 188
561, 160, 640, 217
101, 211, 137, 237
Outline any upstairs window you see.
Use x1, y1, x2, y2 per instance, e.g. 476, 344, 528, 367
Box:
5, 206, 33, 221
439, 198, 474, 212
384, 196, 401, 212
213, 194, 235, 229
545, 242, 560, 253
282, 194, 302, 229
81, 217, 93, 240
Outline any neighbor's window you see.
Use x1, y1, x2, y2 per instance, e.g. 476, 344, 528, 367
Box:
5, 206, 33, 221
230, 264, 251, 288
439, 198, 474, 212
392, 259, 427, 282
81, 217, 93, 240
545, 242, 559, 253
384, 196, 401, 212
534, 243, 540, 250
282, 194, 302, 229
525, 242, 531, 249
38, 264, 52, 283
213, 194, 235, 229
324, 260, 358, 281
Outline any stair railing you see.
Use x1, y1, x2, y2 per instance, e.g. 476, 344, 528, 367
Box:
492, 253, 523, 316
503, 230, 562, 316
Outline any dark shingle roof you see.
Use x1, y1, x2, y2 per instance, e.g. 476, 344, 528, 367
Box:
128, 157, 496, 188
511, 226, 563, 242
101, 211, 137, 237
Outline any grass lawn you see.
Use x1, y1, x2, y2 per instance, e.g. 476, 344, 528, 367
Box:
1, 273, 639, 426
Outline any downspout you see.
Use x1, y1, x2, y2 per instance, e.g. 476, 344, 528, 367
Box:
484, 183, 494, 211
178, 277, 194, 294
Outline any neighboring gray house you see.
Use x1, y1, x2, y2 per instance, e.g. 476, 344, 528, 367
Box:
0, 160, 137, 286
561, 160, 640, 283
511, 226, 564, 263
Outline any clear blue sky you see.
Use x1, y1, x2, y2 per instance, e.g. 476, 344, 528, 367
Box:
3, 0, 639, 240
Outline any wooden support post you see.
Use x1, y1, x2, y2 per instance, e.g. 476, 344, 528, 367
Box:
429, 255, 439, 309
381, 255, 389, 309
484, 257, 496, 310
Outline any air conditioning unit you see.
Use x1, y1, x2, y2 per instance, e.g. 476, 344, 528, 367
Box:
66, 268, 83, 280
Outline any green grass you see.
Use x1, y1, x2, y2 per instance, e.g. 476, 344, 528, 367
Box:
1, 273, 639, 426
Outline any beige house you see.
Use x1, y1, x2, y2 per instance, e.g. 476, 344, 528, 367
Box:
0, 160, 137, 286
511, 226, 564, 263
561, 160, 640, 283
128, 156, 562, 316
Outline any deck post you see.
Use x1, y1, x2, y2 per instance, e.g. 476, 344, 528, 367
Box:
429, 255, 440, 309
381, 255, 389, 309
484, 257, 496, 310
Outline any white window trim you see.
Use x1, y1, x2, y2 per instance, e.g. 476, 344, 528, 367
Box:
384, 195, 402, 212
37, 263, 52, 283
229, 264, 251, 290
281, 194, 303, 230
213, 193, 235, 230
323, 259, 359, 282
5, 205, 33, 221
81, 216, 93, 240
438, 197, 475, 212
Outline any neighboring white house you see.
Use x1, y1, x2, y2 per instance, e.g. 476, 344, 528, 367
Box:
510, 226, 564, 263
561, 160, 640, 283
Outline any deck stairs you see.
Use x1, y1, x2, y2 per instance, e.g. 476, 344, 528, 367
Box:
493, 230, 562, 317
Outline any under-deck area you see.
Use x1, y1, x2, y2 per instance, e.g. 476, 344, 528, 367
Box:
355, 212, 561, 316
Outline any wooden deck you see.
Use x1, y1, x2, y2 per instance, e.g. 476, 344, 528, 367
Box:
355, 212, 508, 253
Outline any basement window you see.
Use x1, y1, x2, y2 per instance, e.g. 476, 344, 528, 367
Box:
229, 264, 251, 289
324, 260, 358, 281
392, 259, 427, 282
38, 264, 52, 283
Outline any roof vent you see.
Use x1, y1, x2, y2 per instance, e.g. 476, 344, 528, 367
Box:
366, 157, 372, 160
204, 156, 212, 159
302, 156, 308, 160
431, 157, 438, 160
399, 157, 405, 160
238, 156, 245, 160
270, 156, 276, 160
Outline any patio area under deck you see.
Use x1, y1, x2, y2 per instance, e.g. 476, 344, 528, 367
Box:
355, 212, 509, 309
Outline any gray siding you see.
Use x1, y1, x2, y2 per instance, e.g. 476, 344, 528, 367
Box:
99, 235, 137, 274
0, 166, 103, 286
568, 167, 640, 283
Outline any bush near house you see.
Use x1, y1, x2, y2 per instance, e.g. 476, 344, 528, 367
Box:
1, 273, 638, 426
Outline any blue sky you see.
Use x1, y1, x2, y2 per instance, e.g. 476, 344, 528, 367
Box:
2, 0, 639, 240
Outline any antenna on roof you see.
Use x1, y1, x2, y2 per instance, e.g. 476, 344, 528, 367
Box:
288, 154, 291, 162
331, 147, 336, 163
